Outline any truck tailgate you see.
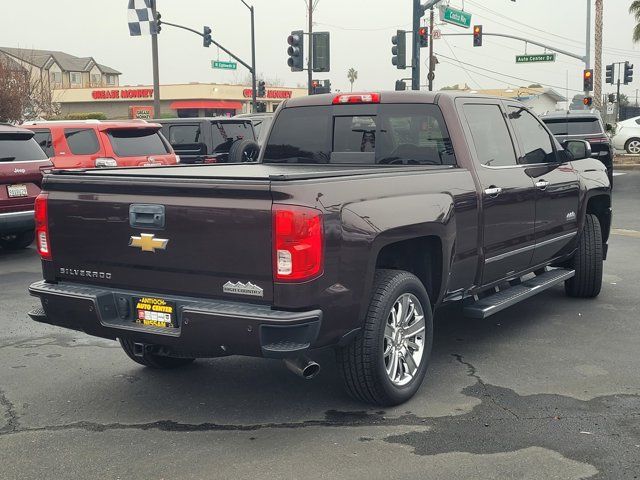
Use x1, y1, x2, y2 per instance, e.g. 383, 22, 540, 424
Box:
46, 177, 274, 302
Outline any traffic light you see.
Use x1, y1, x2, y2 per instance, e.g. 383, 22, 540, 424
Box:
257, 80, 266, 97
203, 26, 212, 48
287, 30, 304, 72
583, 97, 593, 107
473, 25, 483, 47
154, 12, 162, 33
395, 80, 407, 91
418, 27, 429, 48
624, 61, 634, 85
312, 32, 331, 72
605, 63, 614, 85
311, 79, 331, 95
392, 30, 407, 70
583, 69, 594, 91
256, 102, 267, 113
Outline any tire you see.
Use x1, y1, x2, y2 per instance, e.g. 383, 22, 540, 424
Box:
624, 138, 640, 155
119, 338, 195, 369
565, 214, 603, 298
336, 269, 433, 406
0, 230, 34, 250
229, 139, 260, 163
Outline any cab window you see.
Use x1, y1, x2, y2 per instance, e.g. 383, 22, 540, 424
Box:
463, 104, 517, 167
508, 106, 556, 164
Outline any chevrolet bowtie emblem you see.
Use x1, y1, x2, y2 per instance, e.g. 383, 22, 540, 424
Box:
129, 233, 169, 253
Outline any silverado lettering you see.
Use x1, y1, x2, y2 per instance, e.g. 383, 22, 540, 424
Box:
28, 91, 611, 406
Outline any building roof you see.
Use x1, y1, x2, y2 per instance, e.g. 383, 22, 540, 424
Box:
442, 85, 566, 103
0, 47, 121, 75
0, 52, 26, 72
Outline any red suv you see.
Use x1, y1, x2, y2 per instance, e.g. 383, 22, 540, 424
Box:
22, 120, 178, 169
0, 125, 52, 250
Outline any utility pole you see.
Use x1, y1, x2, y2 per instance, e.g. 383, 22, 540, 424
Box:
585, 0, 592, 101
428, 7, 435, 91
616, 64, 622, 122
308, 1, 313, 95
150, 0, 161, 117
594, 0, 603, 108
412, 0, 422, 90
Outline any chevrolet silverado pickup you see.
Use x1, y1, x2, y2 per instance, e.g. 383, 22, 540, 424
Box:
28, 92, 612, 406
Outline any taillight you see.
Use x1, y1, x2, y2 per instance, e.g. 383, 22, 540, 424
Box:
332, 93, 380, 105
273, 205, 323, 282
34, 193, 51, 260
587, 137, 609, 144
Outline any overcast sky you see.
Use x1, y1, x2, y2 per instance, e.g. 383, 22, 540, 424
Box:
2, 0, 640, 102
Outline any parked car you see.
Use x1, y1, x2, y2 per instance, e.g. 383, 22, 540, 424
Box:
611, 116, 640, 154
234, 112, 274, 145
540, 111, 614, 184
155, 117, 260, 164
0, 125, 52, 250
28, 92, 611, 406
21, 120, 178, 169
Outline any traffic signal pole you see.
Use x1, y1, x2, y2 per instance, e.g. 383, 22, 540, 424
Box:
428, 7, 435, 91
241, 0, 257, 113
308, 1, 313, 95
411, 0, 422, 90
150, 0, 161, 117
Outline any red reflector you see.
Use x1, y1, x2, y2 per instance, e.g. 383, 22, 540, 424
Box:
273, 205, 323, 282
34, 193, 51, 261
587, 137, 608, 144
332, 93, 380, 105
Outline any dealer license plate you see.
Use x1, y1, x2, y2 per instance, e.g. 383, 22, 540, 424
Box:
134, 296, 177, 328
7, 184, 28, 198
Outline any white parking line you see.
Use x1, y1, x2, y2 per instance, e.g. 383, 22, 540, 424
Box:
613, 172, 627, 177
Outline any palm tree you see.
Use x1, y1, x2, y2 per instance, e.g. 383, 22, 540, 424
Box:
631, 1, 640, 42
347, 68, 358, 92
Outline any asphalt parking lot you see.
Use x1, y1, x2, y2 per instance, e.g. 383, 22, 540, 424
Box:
1, 172, 638, 480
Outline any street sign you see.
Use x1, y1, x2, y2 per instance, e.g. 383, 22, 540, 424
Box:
515, 54, 556, 64
606, 103, 615, 115
441, 6, 472, 29
432, 29, 442, 40
212, 60, 238, 70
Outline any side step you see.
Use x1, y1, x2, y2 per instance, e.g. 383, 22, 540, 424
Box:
463, 268, 575, 319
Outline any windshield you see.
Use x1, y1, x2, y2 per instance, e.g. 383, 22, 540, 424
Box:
107, 129, 169, 157
0, 134, 48, 162
263, 104, 456, 166
543, 117, 603, 136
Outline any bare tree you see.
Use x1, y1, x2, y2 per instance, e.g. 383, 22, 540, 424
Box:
0, 55, 30, 123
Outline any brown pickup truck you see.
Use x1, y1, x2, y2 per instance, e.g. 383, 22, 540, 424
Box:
28, 92, 612, 406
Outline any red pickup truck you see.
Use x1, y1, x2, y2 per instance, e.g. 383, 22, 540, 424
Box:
28, 92, 611, 405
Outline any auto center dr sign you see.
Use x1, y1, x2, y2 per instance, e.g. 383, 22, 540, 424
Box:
91, 88, 154, 100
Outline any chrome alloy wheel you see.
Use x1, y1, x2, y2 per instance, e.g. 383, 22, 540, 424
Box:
383, 293, 426, 386
627, 139, 640, 155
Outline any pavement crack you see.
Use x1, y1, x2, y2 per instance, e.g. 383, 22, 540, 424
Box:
0, 389, 20, 434
452, 353, 520, 419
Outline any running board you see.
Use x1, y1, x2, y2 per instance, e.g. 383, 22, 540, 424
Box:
463, 268, 575, 319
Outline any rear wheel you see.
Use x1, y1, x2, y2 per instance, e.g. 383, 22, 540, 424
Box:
565, 214, 603, 298
229, 139, 261, 163
0, 230, 34, 250
119, 339, 196, 369
624, 138, 640, 155
336, 269, 433, 406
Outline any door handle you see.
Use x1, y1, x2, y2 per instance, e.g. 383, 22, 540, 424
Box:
535, 180, 550, 190
484, 186, 503, 197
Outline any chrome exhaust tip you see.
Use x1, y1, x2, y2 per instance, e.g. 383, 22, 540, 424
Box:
284, 356, 321, 380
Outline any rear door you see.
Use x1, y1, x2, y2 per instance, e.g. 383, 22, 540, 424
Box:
458, 99, 537, 285
164, 123, 207, 164
54, 127, 104, 169
0, 132, 51, 212
103, 127, 176, 166
506, 104, 580, 265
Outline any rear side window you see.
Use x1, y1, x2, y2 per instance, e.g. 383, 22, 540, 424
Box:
263, 104, 455, 166
107, 129, 169, 157
210, 122, 254, 152
168, 124, 201, 145
32, 129, 54, 157
64, 128, 100, 155
543, 117, 603, 136
0, 134, 48, 162
508, 107, 556, 164
463, 104, 517, 167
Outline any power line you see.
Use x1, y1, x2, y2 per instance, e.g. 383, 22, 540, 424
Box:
442, 37, 482, 89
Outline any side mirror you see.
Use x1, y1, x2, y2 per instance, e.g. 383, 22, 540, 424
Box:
563, 139, 592, 161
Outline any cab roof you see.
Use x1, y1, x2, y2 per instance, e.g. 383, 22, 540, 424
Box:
0, 123, 35, 137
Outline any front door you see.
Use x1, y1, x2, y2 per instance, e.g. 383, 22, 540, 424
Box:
505, 104, 581, 265
459, 100, 537, 285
